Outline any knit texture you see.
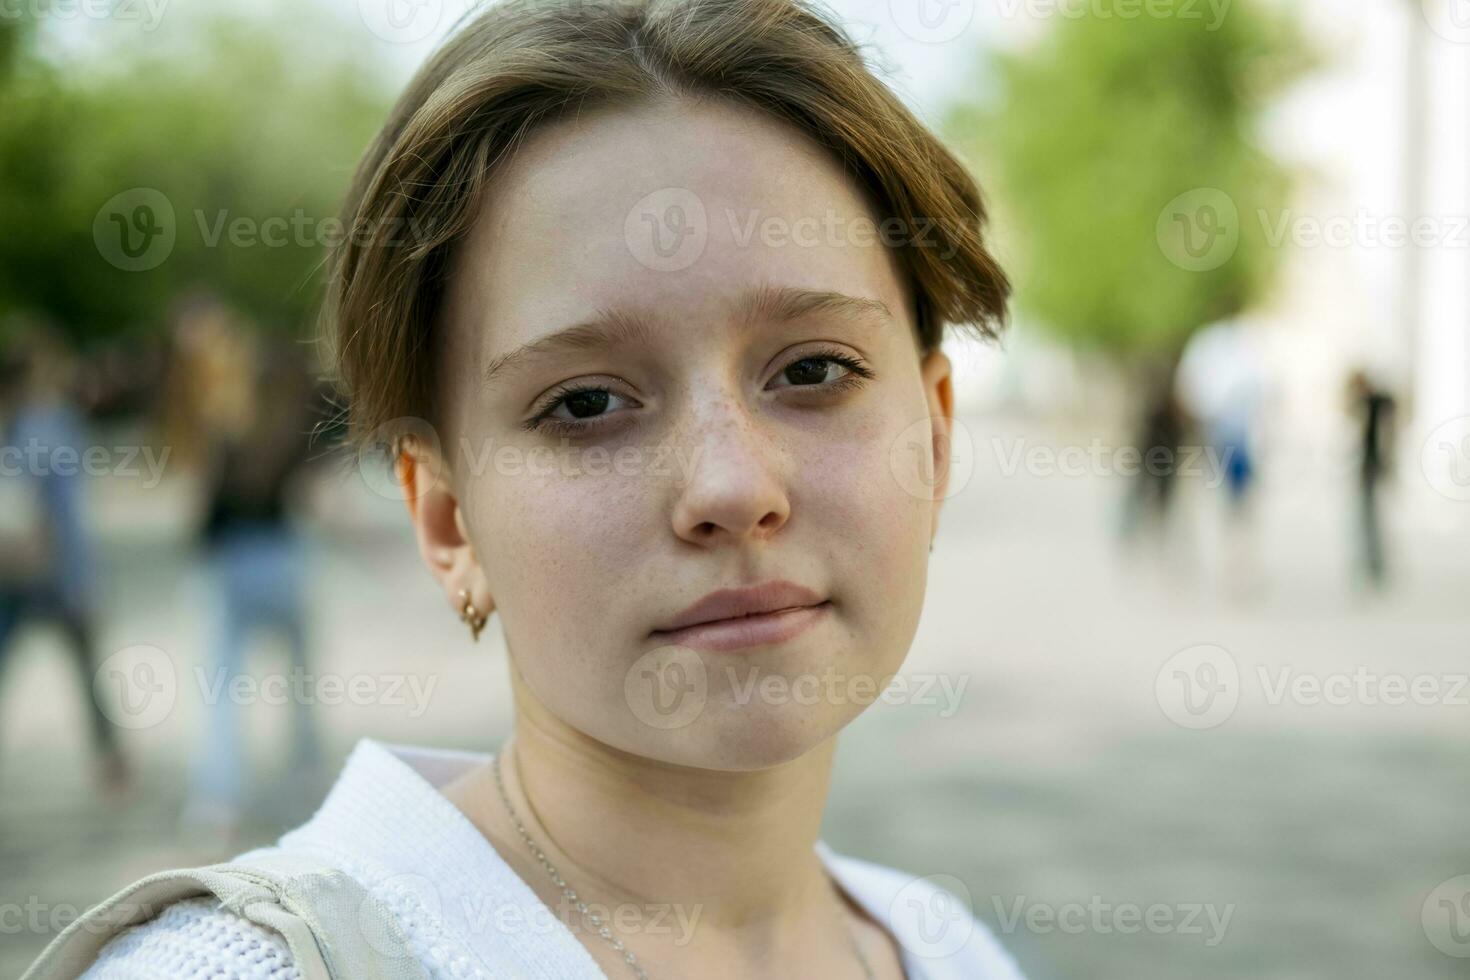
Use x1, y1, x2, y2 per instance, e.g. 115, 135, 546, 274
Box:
78, 740, 1027, 980
78, 897, 300, 980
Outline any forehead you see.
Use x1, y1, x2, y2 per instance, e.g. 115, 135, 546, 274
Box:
441, 96, 911, 361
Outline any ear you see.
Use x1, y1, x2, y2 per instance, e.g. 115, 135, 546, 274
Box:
918, 347, 955, 543
397, 437, 496, 627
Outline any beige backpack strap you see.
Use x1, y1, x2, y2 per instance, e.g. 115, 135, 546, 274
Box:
20, 850, 431, 980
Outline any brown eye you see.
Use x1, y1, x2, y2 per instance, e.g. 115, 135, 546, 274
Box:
767, 348, 874, 392
563, 390, 611, 418
525, 385, 633, 435
783, 357, 842, 386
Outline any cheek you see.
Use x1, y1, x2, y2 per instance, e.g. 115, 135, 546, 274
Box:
794, 401, 933, 630
470, 466, 652, 651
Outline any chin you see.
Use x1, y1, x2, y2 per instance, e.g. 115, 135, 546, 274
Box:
593, 629, 899, 770
664, 698, 862, 771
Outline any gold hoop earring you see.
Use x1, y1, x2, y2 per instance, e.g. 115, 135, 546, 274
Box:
457, 589, 488, 642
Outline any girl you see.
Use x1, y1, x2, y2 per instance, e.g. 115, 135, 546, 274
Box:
29, 0, 1022, 976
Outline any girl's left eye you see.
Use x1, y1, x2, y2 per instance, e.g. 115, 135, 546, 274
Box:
767, 349, 875, 391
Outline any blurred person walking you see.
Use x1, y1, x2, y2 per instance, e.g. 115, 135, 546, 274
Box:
1120, 367, 1193, 585
0, 318, 129, 794
1177, 315, 1268, 598
173, 305, 323, 849
1346, 370, 1395, 590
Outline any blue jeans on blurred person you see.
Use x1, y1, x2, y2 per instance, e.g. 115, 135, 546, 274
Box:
1, 401, 128, 790
0, 579, 122, 770
190, 520, 319, 816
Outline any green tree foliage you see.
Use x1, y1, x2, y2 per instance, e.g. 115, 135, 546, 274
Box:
0, 4, 391, 348
946, 5, 1310, 363
0, 13, 29, 76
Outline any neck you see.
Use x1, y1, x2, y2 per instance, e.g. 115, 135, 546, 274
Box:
489, 657, 841, 937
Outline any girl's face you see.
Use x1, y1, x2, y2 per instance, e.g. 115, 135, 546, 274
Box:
417, 96, 954, 770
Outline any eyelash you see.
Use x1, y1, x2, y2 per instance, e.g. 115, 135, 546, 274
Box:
522, 347, 875, 437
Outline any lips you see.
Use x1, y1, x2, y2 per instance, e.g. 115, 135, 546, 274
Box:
653, 580, 826, 633
649, 580, 830, 652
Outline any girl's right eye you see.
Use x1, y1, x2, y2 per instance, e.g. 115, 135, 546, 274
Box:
524, 384, 634, 436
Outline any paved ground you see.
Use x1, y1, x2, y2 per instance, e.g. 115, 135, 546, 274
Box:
2, 413, 1466, 979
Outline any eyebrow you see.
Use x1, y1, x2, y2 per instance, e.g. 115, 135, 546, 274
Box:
479, 284, 893, 386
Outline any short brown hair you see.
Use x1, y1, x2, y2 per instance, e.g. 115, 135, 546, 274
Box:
319, 0, 1010, 457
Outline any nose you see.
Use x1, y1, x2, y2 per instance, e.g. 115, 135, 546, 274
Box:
669, 392, 791, 547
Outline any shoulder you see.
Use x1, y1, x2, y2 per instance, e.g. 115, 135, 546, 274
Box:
78, 896, 301, 980
824, 848, 1028, 980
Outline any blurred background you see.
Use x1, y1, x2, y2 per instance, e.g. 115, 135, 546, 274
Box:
1, 1, 1467, 977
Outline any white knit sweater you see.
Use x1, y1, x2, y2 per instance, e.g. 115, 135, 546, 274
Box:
79, 739, 1027, 979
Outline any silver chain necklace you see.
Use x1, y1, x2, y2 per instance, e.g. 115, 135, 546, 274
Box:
491, 749, 876, 980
